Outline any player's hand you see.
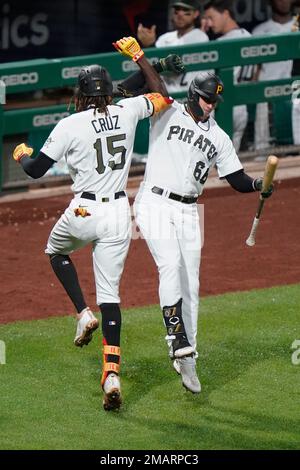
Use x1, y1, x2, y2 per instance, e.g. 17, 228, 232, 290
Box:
292, 14, 300, 32
254, 177, 274, 198
13, 143, 34, 162
144, 93, 173, 114
116, 85, 134, 98
113, 36, 144, 62
200, 17, 212, 33
159, 54, 185, 74
137, 23, 156, 47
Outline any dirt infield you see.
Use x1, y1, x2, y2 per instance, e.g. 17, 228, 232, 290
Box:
1, 177, 299, 324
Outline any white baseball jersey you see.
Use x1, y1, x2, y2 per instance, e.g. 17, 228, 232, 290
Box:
216, 28, 252, 151
44, 96, 153, 306
253, 18, 294, 150
252, 19, 294, 80
217, 28, 253, 83
155, 28, 209, 93
144, 100, 243, 196
41, 95, 153, 195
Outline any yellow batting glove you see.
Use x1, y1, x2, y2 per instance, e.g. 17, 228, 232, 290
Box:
113, 36, 144, 62
144, 93, 173, 114
13, 143, 34, 162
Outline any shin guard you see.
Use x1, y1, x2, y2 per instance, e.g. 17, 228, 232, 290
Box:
162, 299, 194, 358
101, 342, 120, 387
100, 303, 122, 387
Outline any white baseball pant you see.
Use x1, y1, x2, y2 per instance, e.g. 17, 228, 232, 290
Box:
292, 99, 300, 144
255, 102, 271, 150
134, 185, 201, 352
45, 194, 131, 305
233, 105, 248, 152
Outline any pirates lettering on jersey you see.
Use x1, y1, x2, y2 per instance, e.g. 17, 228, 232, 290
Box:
167, 125, 218, 161
91, 115, 120, 134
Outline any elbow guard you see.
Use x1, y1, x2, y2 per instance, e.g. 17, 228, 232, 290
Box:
144, 93, 173, 114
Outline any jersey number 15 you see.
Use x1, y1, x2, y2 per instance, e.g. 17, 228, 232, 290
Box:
94, 134, 127, 175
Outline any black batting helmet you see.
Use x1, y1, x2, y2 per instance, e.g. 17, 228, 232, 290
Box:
187, 72, 224, 120
78, 64, 113, 97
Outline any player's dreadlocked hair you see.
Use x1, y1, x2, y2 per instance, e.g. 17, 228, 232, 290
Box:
73, 90, 113, 115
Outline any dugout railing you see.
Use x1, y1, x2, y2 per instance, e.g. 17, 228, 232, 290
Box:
0, 32, 300, 192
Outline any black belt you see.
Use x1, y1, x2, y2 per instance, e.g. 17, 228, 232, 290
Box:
81, 191, 126, 202
151, 186, 197, 204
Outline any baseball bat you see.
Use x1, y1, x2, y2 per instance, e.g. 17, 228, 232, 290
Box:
246, 155, 278, 247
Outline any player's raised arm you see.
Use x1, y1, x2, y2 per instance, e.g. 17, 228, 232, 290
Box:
113, 36, 169, 97
115, 54, 184, 98
12, 143, 55, 179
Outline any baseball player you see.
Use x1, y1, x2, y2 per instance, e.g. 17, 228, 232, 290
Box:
252, 0, 295, 151
292, 13, 300, 145
115, 37, 273, 394
12, 41, 171, 411
137, 0, 209, 94
204, 0, 253, 152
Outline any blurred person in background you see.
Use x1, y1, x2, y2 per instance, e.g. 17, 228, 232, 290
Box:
291, 8, 300, 145
252, 0, 295, 153
137, 0, 209, 94
203, 0, 253, 152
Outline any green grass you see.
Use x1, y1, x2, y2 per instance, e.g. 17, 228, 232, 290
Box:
1, 284, 300, 450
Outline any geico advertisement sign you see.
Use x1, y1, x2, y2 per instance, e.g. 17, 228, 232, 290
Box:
33, 112, 70, 127
122, 57, 159, 73
264, 84, 295, 98
122, 51, 219, 72
62, 66, 134, 80
62, 66, 90, 79
182, 51, 219, 65
241, 44, 277, 58
0, 72, 39, 86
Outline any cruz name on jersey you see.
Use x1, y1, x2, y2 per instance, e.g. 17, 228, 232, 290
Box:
91, 114, 121, 134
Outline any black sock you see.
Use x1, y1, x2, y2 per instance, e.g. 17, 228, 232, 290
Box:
49, 254, 86, 313
100, 303, 121, 364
